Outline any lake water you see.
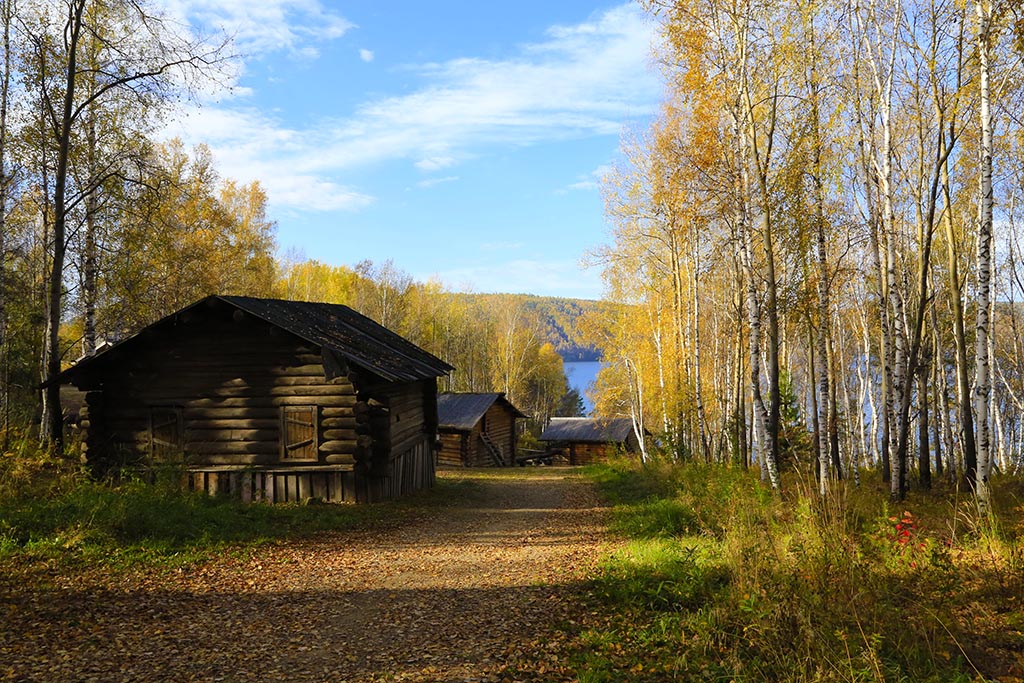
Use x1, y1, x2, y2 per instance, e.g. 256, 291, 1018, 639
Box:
563, 360, 603, 415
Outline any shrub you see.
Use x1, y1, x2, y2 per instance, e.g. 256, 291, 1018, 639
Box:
563, 459, 1017, 682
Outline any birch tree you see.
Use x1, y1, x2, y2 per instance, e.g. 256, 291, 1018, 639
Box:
0, 0, 13, 434
24, 0, 227, 448
973, 0, 995, 511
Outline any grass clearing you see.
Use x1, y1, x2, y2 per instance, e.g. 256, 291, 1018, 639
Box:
0, 447, 479, 574
0, 474, 387, 572
560, 458, 1023, 682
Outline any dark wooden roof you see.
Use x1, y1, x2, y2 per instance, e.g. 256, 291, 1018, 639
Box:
437, 392, 527, 431
539, 417, 634, 444
222, 296, 452, 382
54, 295, 452, 386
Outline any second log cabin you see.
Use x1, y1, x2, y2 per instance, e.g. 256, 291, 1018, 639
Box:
538, 417, 641, 465
436, 392, 526, 467
53, 295, 453, 503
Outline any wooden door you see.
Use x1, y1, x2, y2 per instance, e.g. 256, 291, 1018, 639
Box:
149, 407, 183, 460
281, 405, 318, 461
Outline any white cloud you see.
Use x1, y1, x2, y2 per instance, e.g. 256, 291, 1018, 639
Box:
415, 176, 459, 189
269, 176, 375, 211
302, 4, 658, 171
163, 0, 354, 57
359, 48, 375, 62
414, 156, 457, 171
562, 163, 613, 192
168, 3, 658, 213
163, 107, 373, 212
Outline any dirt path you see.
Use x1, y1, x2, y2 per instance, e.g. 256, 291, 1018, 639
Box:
1, 469, 610, 682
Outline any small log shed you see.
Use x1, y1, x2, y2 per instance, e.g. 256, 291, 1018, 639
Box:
53, 295, 453, 503
436, 392, 527, 467
538, 417, 641, 465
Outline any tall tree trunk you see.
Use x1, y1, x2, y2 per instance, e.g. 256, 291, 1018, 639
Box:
809, 39, 834, 494
731, 252, 748, 468
893, 97, 952, 499
930, 290, 946, 479
83, 109, 98, 356
43, 0, 87, 449
691, 239, 709, 461
745, 83, 783, 491
0, 0, 11, 436
918, 346, 932, 489
851, 0, 901, 485
858, 309, 878, 468
735, 106, 777, 489
974, 0, 994, 513
809, 326, 822, 483
940, 14, 977, 485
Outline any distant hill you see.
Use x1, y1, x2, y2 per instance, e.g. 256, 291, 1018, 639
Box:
460, 293, 605, 362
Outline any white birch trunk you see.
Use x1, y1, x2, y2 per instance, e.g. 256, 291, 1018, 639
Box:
974, 0, 994, 513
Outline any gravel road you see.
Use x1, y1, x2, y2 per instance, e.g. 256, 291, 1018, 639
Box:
1, 468, 610, 682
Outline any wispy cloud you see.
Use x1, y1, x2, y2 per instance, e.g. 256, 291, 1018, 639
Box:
270, 176, 375, 211
170, 3, 657, 213
414, 156, 457, 171
415, 176, 459, 189
359, 48, 375, 62
561, 163, 613, 193
166, 108, 374, 211
164, 0, 354, 56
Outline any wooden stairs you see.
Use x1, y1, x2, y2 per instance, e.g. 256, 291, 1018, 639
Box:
479, 431, 506, 466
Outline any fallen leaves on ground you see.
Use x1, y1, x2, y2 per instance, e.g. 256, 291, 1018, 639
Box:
1, 470, 614, 683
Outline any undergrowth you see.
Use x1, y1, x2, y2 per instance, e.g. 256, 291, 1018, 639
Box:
566, 458, 1024, 682
0, 438, 399, 572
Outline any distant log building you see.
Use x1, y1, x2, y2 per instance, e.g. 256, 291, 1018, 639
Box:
538, 417, 641, 465
54, 295, 452, 503
436, 392, 526, 467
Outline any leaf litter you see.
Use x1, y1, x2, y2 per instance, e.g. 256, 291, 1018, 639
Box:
1, 469, 613, 682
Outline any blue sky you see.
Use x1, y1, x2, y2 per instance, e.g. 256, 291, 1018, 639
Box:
164, 1, 661, 300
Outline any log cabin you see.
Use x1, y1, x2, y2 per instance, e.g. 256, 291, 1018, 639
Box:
53, 295, 453, 503
436, 392, 527, 467
538, 417, 641, 465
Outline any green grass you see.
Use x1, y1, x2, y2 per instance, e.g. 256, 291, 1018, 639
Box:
0, 473, 393, 571
555, 457, 1023, 682
0, 439, 468, 572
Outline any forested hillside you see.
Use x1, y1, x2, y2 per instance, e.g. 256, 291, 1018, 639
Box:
461, 293, 606, 361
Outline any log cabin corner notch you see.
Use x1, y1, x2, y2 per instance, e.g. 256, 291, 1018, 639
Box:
51, 295, 453, 503
436, 392, 527, 467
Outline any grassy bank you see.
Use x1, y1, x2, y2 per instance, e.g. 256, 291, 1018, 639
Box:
567, 459, 1023, 682
0, 445, 394, 573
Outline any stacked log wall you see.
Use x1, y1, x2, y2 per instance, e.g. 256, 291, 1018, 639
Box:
462, 404, 516, 467
568, 442, 618, 465
484, 403, 516, 466
76, 307, 438, 503
437, 431, 467, 467
85, 315, 358, 470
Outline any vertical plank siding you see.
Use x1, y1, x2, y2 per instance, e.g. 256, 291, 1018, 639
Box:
184, 467, 361, 503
